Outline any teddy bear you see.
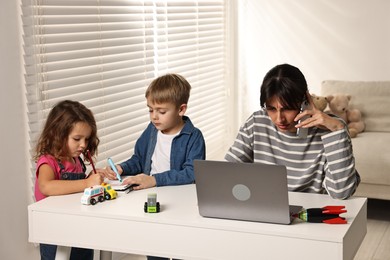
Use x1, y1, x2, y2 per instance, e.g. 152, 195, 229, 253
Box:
311, 94, 328, 111
326, 94, 365, 138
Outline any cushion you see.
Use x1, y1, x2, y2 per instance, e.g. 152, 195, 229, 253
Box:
321, 80, 390, 132
352, 132, 390, 186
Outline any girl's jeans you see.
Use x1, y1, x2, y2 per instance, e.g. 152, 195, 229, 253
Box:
40, 243, 93, 260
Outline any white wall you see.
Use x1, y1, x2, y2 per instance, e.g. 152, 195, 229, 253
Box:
0, 0, 40, 259
237, 0, 390, 124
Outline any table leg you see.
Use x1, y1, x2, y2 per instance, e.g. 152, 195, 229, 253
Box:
100, 250, 112, 260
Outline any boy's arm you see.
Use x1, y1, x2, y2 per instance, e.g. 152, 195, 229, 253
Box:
153, 129, 206, 186
119, 125, 152, 175
119, 154, 143, 175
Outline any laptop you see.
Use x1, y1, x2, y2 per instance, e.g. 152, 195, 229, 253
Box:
194, 160, 302, 225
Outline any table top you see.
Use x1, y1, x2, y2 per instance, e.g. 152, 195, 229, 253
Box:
29, 184, 367, 244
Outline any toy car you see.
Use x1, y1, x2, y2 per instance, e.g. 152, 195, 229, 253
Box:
81, 185, 105, 205
144, 193, 160, 213
102, 183, 117, 200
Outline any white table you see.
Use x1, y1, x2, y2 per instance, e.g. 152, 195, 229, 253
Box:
28, 184, 367, 260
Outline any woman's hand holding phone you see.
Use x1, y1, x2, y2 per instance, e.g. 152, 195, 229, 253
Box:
295, 92, 345, 133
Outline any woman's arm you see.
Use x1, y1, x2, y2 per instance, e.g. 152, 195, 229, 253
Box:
321, 129, 360, 199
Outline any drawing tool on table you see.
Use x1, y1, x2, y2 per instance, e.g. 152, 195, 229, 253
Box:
108, 157, 122, 182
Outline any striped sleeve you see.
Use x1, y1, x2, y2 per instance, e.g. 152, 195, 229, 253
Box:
225, 114, 255, 163
225, 111, 360, 200
321, 129, 360, 199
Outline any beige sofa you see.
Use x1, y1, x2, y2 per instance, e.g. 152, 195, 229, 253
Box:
321, 80, 390, 200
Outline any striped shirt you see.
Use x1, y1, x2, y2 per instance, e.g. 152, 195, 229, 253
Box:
225, 109, 360, 199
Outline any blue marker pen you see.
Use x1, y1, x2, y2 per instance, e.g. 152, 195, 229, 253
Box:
108, 157, 122, 182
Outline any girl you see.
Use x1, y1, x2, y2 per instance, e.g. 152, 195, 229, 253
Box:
34, 100, 103, 260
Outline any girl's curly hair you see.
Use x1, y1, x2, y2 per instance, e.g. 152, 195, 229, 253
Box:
34, 100, 99, 162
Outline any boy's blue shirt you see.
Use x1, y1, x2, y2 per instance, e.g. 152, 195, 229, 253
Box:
119, 116, 206, 186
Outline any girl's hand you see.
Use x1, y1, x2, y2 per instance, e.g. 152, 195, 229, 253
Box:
295, 92, 345, 132
86, 172, 103, 187
122, 174, 156, 190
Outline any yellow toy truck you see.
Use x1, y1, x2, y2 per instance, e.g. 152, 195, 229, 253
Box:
102, 183, 117, 200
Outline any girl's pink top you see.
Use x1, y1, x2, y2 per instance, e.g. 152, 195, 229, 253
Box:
34, 154, 84, 201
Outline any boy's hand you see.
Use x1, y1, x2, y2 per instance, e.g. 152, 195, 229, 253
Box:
122, 174, 156, 190
98, 165, 123, 180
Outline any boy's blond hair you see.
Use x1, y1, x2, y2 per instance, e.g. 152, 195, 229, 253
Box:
145, 73, 191, 108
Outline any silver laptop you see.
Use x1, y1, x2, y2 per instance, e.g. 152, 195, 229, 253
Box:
194, 160, 302, 225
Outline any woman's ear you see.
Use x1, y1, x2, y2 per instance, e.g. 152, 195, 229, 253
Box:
179, 104, 187, 116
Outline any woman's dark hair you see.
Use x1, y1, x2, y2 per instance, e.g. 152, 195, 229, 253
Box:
260, 64, 308, 110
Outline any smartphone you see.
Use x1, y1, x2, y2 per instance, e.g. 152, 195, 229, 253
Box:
297, 100, 310, 138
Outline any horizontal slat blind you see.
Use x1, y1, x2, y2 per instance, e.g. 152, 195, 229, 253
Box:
153, 1, 227, 158
23, 0, 229, 188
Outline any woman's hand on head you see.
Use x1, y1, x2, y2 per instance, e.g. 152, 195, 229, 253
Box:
295, 93, 345, 132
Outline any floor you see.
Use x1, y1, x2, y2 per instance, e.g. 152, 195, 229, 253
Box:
117, 199, 390, 260
354, 199, 390, 260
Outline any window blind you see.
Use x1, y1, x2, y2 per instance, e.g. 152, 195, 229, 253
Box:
22, 0, 230, 190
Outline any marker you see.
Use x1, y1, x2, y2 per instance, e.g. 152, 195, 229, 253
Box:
295, 205, 347, 224
108, 157, 122, 182
86, 150, 97, 174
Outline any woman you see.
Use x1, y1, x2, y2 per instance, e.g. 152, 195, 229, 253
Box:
225, 64, 360, 199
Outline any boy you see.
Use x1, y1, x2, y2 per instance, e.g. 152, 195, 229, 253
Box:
106, 73, 206, 190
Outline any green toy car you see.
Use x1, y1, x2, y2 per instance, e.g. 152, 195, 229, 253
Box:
144, 193, 160, 213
